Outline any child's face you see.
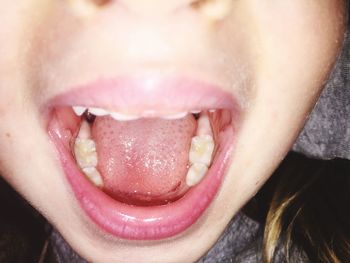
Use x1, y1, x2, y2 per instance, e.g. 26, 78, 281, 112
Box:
0, 1, 345, 262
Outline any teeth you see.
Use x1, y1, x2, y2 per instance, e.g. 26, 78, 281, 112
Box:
74, 120, 103, 187
74, 138, 98, 169
186, 116, 215, 187
77, 120, 91, 139
162, 112, 188, 120
72, 106, 206, 121
73, 106, 87, 116
186, 163, 208, 187
82, 167, 104, 188
197, 112, 213, 136
189, 135, 215, 166
88, 107, 109, 116
110, 112, 140, 121
190, 110, 201, 114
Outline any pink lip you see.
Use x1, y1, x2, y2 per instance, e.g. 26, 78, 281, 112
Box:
51, 76, 236, 114
47, 76, 237, 240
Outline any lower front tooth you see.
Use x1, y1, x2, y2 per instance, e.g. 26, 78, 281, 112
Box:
186, 163, 208, 187
82, 167, 104, 187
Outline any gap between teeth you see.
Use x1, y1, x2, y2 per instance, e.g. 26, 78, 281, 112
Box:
72, 106, 216, 121
73, 112, 215, 189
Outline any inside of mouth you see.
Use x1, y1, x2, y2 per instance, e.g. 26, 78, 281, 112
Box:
54, 107, 233, 206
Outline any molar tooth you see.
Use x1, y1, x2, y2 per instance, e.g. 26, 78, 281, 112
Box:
186, 163, 208, 187
189, 135, 215, 166
74, 138, 98, 168
82, 167, 104, 188
72, 106, 87, 116
110, 112, 140, 121
162, 112, 188, 120
88, 107, 109, 116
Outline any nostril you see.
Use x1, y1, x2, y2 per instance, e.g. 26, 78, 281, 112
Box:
91, 0, 110, 6
191, 0, 232, 21
68, 0, 111, 16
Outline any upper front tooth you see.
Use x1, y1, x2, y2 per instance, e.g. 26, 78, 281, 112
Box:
88, 107, 109, 116
189, 135, 215, 166
73, 106, 87, 116
110, 112, 140, 121
162, 112, 188, 120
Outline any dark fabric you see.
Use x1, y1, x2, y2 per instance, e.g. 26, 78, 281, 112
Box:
44, 230, 86, 263
293, 5, 350, 160
0, 177, 48, 263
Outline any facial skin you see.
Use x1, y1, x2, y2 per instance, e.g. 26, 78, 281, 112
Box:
0, 0, 345, 262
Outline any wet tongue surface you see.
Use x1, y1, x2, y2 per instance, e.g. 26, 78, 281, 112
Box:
91, 115, 197, 205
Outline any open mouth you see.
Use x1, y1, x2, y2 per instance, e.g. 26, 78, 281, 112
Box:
46, 76, 238, 240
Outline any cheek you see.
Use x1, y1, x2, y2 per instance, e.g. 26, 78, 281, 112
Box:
225, 0, 346, 201
242, 0, 345, 122
249, 0, 345, 89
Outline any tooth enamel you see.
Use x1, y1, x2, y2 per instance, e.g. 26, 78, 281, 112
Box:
72, 106, 87, 116
74, 120, 103, 187
186, 163, 208, 187
189, 135, 215, 166
197, 113, 213, 136
77, 120, 91, 139
162, 112, 188, 120
88, 107, 109, 116
74, 138, 98, 168
110, 112, 140, 121
82, 167, 104, 188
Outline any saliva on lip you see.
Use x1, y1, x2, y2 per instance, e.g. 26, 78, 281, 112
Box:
72, 106, 216, 200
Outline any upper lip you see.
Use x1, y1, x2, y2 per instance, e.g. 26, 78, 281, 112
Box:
48, 75, 238, 114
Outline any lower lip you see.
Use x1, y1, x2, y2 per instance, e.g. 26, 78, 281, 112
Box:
48, 114, 234, 240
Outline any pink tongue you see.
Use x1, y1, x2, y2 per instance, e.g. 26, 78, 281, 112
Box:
91, 115, 197, 205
